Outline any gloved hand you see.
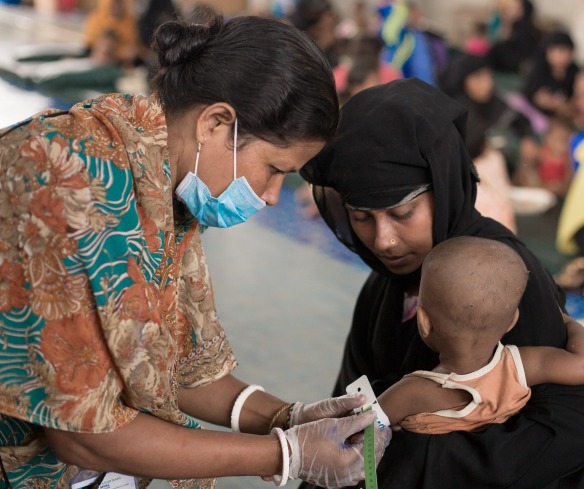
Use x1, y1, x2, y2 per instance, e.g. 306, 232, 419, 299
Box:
289, 393, 367, 427
285, 410, 392, 488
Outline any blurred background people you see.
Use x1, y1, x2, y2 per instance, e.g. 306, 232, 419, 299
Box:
288, 0, 340, 68
83, 0, 140, 68
487, 0, 541, 74
441, 54, 539, 179
522, 31, 580, 118
572, 70, 584, 131
536, 115, 576, 197
464, 21, 491, 57
137, 0, 178, 70
555, 165, 584, 290
334, 36, 400, 105
377, 0, 447, 86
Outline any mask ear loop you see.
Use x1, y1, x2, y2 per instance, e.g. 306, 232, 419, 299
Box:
233, 118, 238, 181
194, 141, 202, 176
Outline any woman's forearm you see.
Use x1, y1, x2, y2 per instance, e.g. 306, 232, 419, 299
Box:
44, 412, 282, 480
178, 374, 289, 434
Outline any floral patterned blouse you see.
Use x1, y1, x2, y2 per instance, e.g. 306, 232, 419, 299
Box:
0, 93, 237, 489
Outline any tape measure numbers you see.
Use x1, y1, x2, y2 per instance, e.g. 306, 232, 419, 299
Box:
363, 406, 378, 489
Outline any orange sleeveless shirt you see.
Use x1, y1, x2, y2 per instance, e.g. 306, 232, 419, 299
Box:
400, 343, 531, 434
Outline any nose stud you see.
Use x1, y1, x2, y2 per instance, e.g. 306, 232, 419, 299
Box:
390, 238, 397, 246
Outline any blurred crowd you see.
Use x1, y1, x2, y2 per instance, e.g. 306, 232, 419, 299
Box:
277, 0, 583, 292
10, 0, 584, 290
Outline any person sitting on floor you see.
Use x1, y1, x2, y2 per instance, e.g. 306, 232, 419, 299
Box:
522, 31, 580, 118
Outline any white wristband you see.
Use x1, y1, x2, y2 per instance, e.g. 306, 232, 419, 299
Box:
271, 427, 290, 487
230, 384, 265, 432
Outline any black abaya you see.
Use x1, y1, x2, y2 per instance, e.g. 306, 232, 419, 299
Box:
300, 79, 584, 488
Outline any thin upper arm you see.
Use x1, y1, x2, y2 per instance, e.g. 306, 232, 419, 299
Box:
378, 376, 471, 426
519, 346, 584, 386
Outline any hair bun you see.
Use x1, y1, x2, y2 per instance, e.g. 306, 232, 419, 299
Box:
153, 6, 223, 68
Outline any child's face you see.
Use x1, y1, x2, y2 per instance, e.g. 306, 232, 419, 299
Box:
464, 68, 493, 103
546, 45, 574, 71
544, 124, 572, 154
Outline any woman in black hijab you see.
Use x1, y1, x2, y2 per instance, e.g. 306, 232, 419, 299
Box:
488, 0, 540, 73
300, 78, 584, 488
522, 31, 580, 117
441, 53, 536, 172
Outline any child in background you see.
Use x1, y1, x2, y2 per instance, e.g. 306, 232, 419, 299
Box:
377, 236, 584, 434
288, 0, 340, 68
334, 37, 401, 106
464, 22, 491, 57
537, 115, 575, 197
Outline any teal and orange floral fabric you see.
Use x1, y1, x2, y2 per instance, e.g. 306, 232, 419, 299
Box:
0, 94, 236, 488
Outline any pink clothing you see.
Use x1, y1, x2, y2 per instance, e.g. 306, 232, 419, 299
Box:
465, 37, 491, 57
474, 147, 517, 233
538, 146, 569, 182
400, 343, 531, 434
333, 62, 401, 94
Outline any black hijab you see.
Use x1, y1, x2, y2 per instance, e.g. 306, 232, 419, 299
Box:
523, 31, 580, 114
300, 79, 584, 489
487, 0, 540, 73
301, 79, 482, 278
440, 54, 533, 159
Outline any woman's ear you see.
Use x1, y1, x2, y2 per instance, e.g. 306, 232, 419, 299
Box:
196, 102, 237, 143
417, 304, 433, 338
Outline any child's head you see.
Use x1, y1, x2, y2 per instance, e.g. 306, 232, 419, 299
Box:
543, 115, 575, 154
543, 31, 575, 72
346, 59, 382, 97
418, 237, 529, 349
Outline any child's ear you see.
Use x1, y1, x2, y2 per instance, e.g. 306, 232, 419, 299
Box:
506, 308, 520, 333
417, 305, 433, 338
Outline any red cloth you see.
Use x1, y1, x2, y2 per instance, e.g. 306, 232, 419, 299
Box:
538, 146, 568, 182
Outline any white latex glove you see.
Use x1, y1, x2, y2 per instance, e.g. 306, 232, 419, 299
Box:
284, 410, 392, 489
289, 393, 367, 426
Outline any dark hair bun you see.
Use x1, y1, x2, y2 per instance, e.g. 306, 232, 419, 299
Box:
152, 6, 223, 68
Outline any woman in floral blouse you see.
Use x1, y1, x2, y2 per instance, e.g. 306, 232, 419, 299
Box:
0, 6, 391, 489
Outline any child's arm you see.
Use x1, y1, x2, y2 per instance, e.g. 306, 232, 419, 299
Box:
519, 314, 584, 386
377, 376, 472, 427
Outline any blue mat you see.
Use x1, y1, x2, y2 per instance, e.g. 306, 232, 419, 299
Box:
566, 291, 584, 320
251, 184, 367, 270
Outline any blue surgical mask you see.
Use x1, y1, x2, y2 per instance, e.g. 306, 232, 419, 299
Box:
175, 119, 266, 228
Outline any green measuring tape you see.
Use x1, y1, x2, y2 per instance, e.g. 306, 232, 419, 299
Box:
363, 406, 378, 489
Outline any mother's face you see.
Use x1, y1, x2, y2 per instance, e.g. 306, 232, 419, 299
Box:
347, 191, 434, 275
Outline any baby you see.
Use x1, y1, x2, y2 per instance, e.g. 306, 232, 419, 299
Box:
378, 236, 584, 433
